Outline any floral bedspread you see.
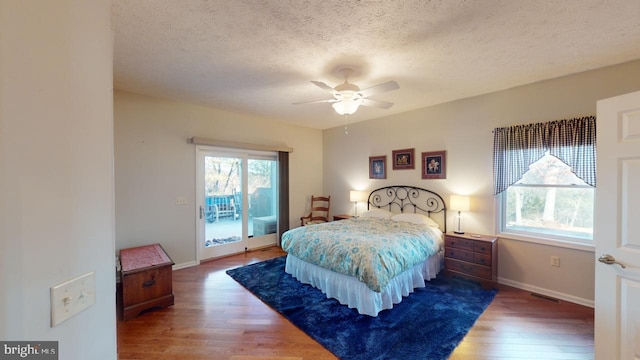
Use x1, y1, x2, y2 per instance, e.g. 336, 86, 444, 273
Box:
280, 217, 442, 292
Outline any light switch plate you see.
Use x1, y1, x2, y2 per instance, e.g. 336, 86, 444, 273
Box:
50, 271, 96, 327
175, 196, 188, 205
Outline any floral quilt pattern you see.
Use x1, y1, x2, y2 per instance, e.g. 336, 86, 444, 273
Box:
281, 217, 441, 292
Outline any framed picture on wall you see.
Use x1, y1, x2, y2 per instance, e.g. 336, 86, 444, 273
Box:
421, 151, 446, 179
369, 155, 387, 179
392, 148, 415, 170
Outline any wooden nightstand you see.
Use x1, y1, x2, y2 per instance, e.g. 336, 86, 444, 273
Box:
444, 232, 497, 289
333, 214, 352, 221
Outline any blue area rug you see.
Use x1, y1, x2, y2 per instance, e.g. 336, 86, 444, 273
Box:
226, 256, 497, 360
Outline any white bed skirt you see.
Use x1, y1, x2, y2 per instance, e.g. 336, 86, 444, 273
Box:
284, 251, 444, 317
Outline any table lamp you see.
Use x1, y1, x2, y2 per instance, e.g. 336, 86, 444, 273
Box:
450, 195, 470, 234
350, 190, 368, 217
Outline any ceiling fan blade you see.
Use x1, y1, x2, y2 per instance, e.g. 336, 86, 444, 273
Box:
292, 98, 337, 105
358, 80, 399, 98
360, 98, 394, 109
311, 81, 338, 95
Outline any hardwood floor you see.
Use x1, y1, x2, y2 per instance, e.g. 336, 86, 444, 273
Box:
117, 246, 594, 360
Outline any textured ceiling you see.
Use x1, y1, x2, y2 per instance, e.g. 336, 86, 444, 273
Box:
112, 0, 640, 130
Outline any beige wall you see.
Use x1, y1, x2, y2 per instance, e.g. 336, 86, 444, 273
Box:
323, 60, 640, 305
114, 91, 323, 266
113, 60, 640, 304
0, 1, 116, 358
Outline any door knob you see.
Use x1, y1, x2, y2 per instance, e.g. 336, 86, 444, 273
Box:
598, 254, 626, 269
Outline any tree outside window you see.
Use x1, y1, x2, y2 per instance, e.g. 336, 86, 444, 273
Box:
503, 152, 594, 240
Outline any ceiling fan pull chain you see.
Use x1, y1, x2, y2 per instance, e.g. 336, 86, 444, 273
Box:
344, 114, 349, 135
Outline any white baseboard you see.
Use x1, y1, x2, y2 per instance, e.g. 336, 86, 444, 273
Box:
497, 277, 594, 308
173, 260, 198, 271
177, 244, 280, 269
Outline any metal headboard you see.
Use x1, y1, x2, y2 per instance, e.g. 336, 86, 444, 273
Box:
367, 185, 447, 233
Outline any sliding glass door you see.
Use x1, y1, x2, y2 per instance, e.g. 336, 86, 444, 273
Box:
247, 157, 278, 238
197, 146, 278, 261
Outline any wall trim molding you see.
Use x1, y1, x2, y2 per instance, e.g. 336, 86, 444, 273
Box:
173, 261, 198, 271
174, 244, 279, 271
498, 277, 594, 308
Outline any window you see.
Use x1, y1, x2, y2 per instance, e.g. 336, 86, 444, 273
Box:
493, 116, 596, 245
502, 153, 594, 241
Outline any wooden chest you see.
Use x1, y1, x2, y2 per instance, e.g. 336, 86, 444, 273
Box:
444, 232, 498, 289
120, 244, 174, 320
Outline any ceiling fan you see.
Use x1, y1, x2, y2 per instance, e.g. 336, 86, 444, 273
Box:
294, 68, 399, 115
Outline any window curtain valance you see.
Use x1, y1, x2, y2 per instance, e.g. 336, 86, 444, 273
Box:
493, 116, 596, 195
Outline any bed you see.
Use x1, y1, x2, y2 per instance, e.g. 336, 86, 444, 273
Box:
281, 186, 447, 316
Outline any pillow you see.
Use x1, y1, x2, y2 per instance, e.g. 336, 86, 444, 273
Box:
391, 213, 439, 228
360, 208, 394, 219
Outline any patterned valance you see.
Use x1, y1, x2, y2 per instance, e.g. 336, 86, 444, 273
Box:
493, 116, 596, 195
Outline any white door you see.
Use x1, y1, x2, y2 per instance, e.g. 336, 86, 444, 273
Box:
595, 90, 640, 360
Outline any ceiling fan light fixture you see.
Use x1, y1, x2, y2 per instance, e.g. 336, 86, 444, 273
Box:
297, 71, 399, 115
332, 95, 363, 115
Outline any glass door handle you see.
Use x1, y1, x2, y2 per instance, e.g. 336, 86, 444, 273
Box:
598, 254, 626, 269
199, 206, 204, 219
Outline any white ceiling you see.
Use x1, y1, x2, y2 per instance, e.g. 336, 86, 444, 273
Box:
112, 0, 640, 130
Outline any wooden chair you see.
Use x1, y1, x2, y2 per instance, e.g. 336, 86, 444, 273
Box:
300, 195, 331, 226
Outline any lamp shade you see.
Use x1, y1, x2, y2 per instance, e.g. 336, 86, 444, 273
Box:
450, 195, 470, 212
350, 190, 368, 203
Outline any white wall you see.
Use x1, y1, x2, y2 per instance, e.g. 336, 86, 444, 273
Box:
323, 60, 640, 305
0, 1, 116, 359
114, 91, 323, 266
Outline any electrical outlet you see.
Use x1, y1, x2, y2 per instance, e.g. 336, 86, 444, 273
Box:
50, 272, 96, 327
550, 256, 560, 267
